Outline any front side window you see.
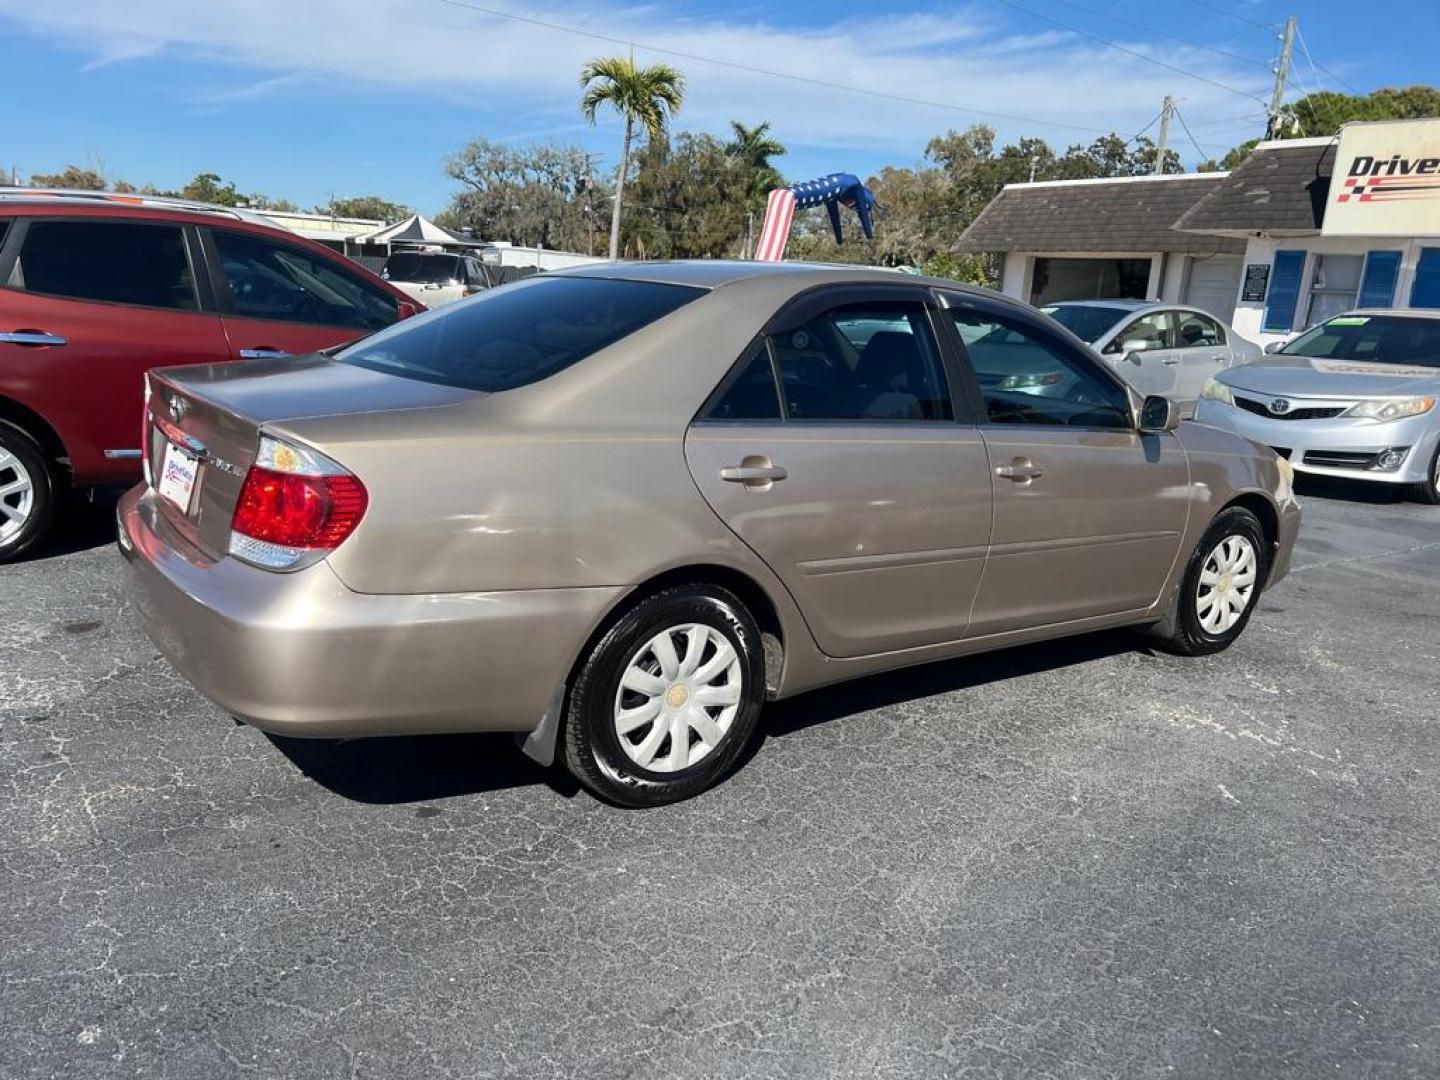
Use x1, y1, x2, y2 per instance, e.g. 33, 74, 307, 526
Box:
768, 302, 951, 422
215, 230, 398, 330
1177, 311, 1225, 348
16, 220, 197, 310
340, 275, 704, 392
951, 307, 1132, 429
1108, 312, 1174, 354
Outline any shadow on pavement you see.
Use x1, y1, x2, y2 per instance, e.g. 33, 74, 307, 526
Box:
266, 730, 582, 804
765, 628, 1146, 739
17, 489, 125, 562
1294, 473, 1414, 505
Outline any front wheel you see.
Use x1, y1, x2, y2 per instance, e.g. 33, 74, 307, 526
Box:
561, 585, 766, 807
1147, 506, 1269, 657
0, 421, 59, 564
1412, 443, 1440, 505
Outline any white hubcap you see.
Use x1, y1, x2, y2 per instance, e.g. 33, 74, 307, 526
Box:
0, 447, 35, 544
613, 623, 743, 774
1196, 534, 1257, 635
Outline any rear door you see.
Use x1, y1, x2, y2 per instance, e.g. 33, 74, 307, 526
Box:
202, 226, 401, 360
1101, 310, 1181, 400
685, 286, 993, 658
1171, 309, 1231, 411
0, 216, 231, 481
941, 293, 1190, 635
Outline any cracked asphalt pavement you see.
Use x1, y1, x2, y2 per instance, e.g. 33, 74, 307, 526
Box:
4, 478, 1439, 1079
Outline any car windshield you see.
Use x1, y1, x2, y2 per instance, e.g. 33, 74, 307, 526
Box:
338, 275, 705, 392
1282, 314, 1440, 368
1039, 304, 1131, 343
383, 253, 462, 285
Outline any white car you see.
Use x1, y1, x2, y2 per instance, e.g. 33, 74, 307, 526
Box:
380, 252, 492, 308
1042, 300, 1262, 416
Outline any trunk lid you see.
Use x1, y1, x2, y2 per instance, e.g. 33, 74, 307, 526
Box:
146, 353, 480, 558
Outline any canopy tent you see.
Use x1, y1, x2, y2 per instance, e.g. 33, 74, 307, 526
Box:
352, 214, 485, 249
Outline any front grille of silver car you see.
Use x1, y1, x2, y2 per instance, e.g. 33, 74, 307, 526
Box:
1234, 395, 1346, 421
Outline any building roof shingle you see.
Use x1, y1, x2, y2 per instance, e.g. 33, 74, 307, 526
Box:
958, 173, 1244, 255
1173, 140, 1335, 237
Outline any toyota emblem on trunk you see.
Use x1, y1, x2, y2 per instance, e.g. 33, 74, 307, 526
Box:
168, 396, 188, 421
1269, 398, 1291, 415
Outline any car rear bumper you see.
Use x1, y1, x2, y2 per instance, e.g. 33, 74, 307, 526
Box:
117, 485, 620, 738
1194, 400, 1440, 485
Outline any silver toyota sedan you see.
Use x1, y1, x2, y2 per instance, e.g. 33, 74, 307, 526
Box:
120, 262, 1300, 806
1042, 300, 1262, 416
1194, 309, 1440, 504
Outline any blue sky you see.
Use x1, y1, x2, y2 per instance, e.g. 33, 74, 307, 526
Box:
0, 1, 1434, 217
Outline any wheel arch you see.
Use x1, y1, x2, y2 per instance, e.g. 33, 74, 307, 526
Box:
0, 395, 70, 479
1220, 490, 1279, 555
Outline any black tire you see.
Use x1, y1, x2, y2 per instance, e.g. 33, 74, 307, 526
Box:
1411, 443, 1440, 505
0, 421, 59, 564
561, 584, 766, 808
1146, 506, 1270, 657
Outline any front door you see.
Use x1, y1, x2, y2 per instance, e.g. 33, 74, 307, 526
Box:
685, 291, 993, 658
941, 294, 1190, 636
1171, 309, 1232, 411
1102, 310, 1181, 401
203, 227, 402, 360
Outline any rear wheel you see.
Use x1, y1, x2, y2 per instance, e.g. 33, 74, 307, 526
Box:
1147, 506, 1269, 657
561, 584, 765, 807
1412, 443, 1440, 505
0, 421, 58, 563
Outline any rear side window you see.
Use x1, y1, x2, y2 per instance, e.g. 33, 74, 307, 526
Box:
16, 220, 197, 310
705, 342, 782, 421
340, 276, 704, 392
383, 253, 461, 285
215, 230, 398, 331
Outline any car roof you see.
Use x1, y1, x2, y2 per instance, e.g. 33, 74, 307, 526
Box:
0, 187, 284, 230
553, 258, 1014, 305
1340, 308, 1440, 321
1047, 299, 1158, 311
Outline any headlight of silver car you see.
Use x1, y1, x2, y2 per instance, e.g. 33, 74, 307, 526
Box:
1200, 377, 1235, 406
1342, 396, 1436, 422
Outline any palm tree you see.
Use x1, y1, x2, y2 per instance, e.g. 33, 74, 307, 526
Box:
726, 120, 786, 203
580, 56, 685, 260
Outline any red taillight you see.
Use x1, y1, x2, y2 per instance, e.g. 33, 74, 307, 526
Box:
231, 466, 368, 550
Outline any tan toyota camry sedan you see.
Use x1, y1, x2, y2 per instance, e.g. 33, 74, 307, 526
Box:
120, 261, 1300, 806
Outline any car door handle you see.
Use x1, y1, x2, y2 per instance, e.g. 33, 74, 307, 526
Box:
1160, 356, 1181, 365
238, 347, 291, 359
0, 330, 67, 346
720, 461, 788, 486
995, 459, 1043, 482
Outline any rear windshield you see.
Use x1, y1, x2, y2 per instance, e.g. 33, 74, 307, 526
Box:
339, 275, 705, 392
382, 253, 462, 284
1282, 314, 1440, 368
1039, 304, 1130, 343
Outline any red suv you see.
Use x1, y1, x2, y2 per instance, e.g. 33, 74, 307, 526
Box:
0, 191, 421, 560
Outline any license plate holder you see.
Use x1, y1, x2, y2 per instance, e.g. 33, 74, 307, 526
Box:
157, 441, 201, 513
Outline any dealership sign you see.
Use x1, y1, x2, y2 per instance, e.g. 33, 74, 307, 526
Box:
1324, 119, 1440, 236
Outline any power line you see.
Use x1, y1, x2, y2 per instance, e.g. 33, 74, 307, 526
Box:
1294, 25, 1364, 97
1172, 106, 1221, 161
993, 0, 1270, 106
434, 0, 1109, 137
1182, 0, 1280, 33
1043, 0, 1272, 71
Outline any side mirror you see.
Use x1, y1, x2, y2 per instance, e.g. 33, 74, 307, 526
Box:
1121, 338, 1149, 354
1263, 340, 1286, 355
1139, 395, 1181, 433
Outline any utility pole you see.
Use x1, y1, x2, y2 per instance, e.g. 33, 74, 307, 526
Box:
1266, 15, 1298, 139
1154, 95, 1175, 175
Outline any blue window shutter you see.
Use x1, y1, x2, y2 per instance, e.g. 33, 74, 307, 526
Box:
1412, 248, 1440, 309
1358, 251, 1402, 308
1263, 250, 1306, 332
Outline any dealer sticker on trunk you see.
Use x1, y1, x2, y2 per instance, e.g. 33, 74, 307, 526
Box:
157, 442, 200, 512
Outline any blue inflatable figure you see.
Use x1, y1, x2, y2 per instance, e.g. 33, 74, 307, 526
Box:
755, 172, 877, 260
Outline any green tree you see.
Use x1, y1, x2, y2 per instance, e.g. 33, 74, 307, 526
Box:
440, 138, 604, 253
1218, 85, 1440, 169
725, 120, 786, 208
316, 195, 411, 222
179, 172, 240, 206
579, 55, 685, 260
29, 164, 107, 190
623, 132, 748, 259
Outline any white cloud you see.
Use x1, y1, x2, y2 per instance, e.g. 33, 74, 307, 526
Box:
0, 0, 1273, 163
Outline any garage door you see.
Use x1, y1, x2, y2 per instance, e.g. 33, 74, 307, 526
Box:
1184, 255, 1242, 323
